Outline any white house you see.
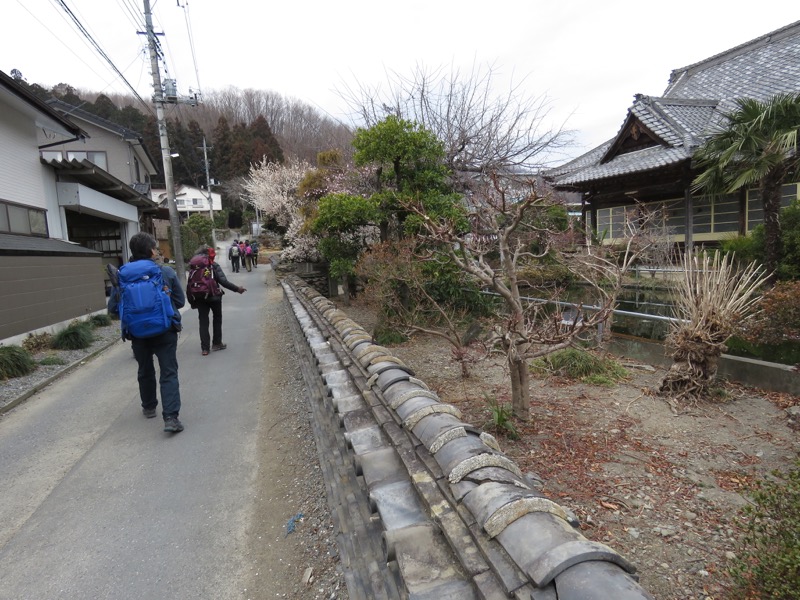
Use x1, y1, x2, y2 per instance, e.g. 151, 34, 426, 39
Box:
151, 184, 222, 218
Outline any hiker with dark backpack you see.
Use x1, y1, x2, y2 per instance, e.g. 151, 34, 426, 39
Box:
112, 232, 186, 433
187, 245, 246, 356
228, 239, 241, 273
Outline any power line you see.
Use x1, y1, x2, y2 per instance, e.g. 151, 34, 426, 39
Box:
53, 0, 151, 113
179, 0, 202, 95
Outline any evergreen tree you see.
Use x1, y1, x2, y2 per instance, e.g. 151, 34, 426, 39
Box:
211, 116, 233, 181
91, 94, 119, 120
117, 105, 148, 136
228, 122, 253, 178
248, 115, 284, 165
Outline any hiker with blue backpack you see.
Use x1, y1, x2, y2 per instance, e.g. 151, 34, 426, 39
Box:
187, 244, 246, 356
113, 232, 186, 434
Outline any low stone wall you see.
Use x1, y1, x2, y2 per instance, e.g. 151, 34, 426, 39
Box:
283, 275, 655, 600
610, 335, 799, 395
271, 258, 332, 297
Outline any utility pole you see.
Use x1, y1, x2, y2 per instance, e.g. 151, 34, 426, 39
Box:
142, 0, 185, 282
201, 136, 214, 224
201, 137, 216, 247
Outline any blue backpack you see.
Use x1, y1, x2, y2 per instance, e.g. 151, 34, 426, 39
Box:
118, 260, 175, 339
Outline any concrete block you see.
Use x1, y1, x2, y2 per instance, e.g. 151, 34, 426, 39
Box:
357, 448, 406, 490
370, 480, 428, 531
345, 425, 388, 455
467, 521, 529, 596
333, 394, 367, 414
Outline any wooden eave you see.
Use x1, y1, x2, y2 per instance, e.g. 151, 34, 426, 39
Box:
600, 112, 668, 164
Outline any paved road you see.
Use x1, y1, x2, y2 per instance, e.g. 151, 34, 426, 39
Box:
0, 255, 270, 600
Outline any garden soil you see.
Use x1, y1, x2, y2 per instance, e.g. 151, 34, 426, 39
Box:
340, 299, 799, 600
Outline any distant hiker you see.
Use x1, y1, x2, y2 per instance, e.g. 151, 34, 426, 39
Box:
243, 239, 253, 272
250, 240, 259, 268
112, 232, 186, 434
187, 244, 246, 356
228, 239, 241, 273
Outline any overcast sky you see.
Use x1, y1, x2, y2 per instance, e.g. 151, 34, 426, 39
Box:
4, 1, 798, 161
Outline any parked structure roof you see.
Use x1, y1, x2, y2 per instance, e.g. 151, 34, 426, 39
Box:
549, 20, 800, 189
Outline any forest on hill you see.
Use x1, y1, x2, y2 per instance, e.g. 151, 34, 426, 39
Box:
13, 73, 353, 212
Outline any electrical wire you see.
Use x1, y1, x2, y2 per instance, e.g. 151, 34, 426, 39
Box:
180, 1, 202, 96
53, 0, 151, 112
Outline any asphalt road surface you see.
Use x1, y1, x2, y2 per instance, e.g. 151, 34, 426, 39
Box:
0, 257, 277, 599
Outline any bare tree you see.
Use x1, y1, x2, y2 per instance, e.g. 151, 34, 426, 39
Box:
411, 173, 651, 420
337, 62, 574, 189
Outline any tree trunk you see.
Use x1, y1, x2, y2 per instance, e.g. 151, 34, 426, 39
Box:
761, 176, 783, 284
509, 353, 530, 420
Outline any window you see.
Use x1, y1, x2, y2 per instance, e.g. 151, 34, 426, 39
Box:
41, 151, 63, 162
0, 200, 48, 237
67, 150, 108, 170
747, 183, 798, 231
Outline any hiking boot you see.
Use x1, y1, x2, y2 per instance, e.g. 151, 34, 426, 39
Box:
202, 349, 209, 356
164, 417, 184, 433
143, 407, 157, 419
212, 343, 227, 351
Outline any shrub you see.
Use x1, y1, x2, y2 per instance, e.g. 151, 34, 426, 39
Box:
22, 332, 52, 353
0, 346, 36, 380
483, 395, 519, 439
39, 355, 67, 366
89, 313, 112, 327
373, 324, 408, 346
728, 460, 800, 599
51, 322, 94, 350
531, 347, 628, 383
741, 281, 800, 347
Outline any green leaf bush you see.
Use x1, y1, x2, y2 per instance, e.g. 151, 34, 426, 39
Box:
51, 322, 94, 350
531, 347, 628, 383
0, 346, 36, 380
728, 460, 800, 599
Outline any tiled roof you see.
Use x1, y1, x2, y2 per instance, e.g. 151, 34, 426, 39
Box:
665, 20, 800, 104
46, 98, 144, 141
549, 20, 800, 189
555, 146, 690, 186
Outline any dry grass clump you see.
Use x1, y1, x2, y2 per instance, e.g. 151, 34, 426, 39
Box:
659, 250, 768, 405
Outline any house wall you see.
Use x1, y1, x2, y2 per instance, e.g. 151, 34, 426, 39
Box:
0, 254, 106, 342
0, 102, 47, 210
594, 182, 799, 244
44, 121, 138, 185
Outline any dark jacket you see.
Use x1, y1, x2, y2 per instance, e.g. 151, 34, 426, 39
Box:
212, 261, 239, 293
199, 260, 239, 301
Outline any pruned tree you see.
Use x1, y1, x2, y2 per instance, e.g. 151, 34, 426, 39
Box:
356, 238, 491, 377
659, 250, 768, 406
411, 173, 651, 420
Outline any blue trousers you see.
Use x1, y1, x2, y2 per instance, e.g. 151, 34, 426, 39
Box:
131, 330, 181, 419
